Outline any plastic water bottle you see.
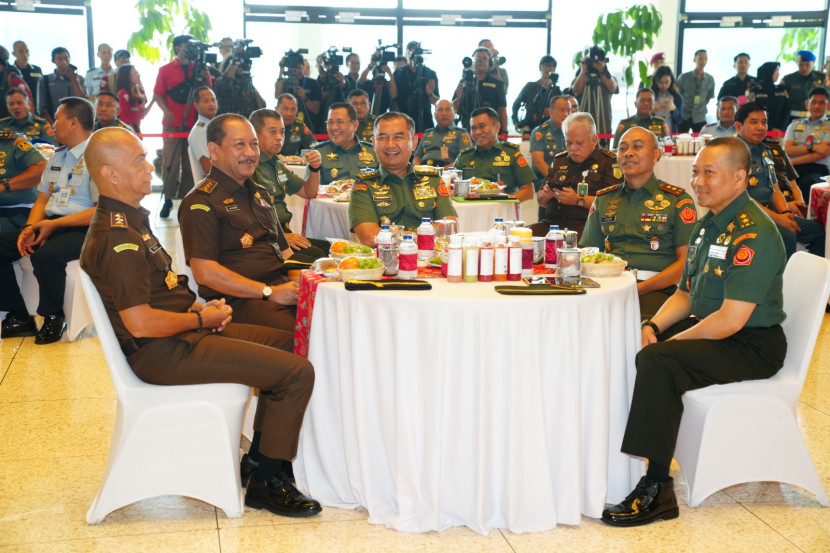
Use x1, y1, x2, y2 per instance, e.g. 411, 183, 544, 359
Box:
398, 234, 418, 279
545, 225, 564, 270
376, 225, 397, 276
492, 217, 507, 237
416, 217, 435, 260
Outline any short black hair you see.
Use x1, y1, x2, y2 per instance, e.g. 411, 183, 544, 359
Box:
549, 95, 568, 108
693, 49, 707, 58
95, 91, 118, 103
249, 108, 282, 133
374, 111, 415, 136
51, 46, 69, 61
704, 137, 750, 174
4, 87, 29, 101
635, 88, 655, 100
735, 101, 767, 125
539, 55, 556, 69
718, 95, 738, 107
327, 102, 356, 121
345, 53, 359, 64
733, 52, 750, 62
172, 35, 193, 49
276, 93, 297, 106
58, 96, 94, 131
470, 107, 499, 124
207, 113, 248, 145
807, 87, 830, 101
347, 89, 369, 101
194, 86, 214, 102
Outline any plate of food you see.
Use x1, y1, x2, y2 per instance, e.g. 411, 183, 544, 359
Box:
329, 240, 376, 258
426, 254, 443, 267
278, 154, 305, 165
337, 256, 385, 280
580, 253, 627, 277
325, 178, 355, 197
470, 179, 505, 197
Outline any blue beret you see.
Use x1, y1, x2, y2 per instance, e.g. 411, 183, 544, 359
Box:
797, 50, 816, 62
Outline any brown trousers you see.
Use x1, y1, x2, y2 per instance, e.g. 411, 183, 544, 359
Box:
128, 323, 313, 460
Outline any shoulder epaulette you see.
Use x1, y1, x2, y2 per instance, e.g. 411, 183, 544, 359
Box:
310, 140, 327, 149
596, 183, 622, 196
357, 139, 373, 148
500, 141, 519, 152
0, 130, 14, 140
459, 146, 474, 155
0, 117, 11, 125
600, 148, 617, 159
196, 121, 205, 127
659, 183, 685, 196
540, 121, 550, 130
33, 116, 49, 124
653, 116, 666, 123
110, 212, 129, 230
735, 209, 755, 229
414, 165, 440, 177
196, 178, 218, 194
554, 150, 568, 158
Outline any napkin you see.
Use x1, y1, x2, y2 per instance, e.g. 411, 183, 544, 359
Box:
284, 258, 314, 269
344, 279, 432, 291
495, 285, 586, 295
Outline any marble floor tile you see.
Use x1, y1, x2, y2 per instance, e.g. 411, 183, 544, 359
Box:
798, 401, 830, 427
0, 337, 24, 365
745, 503, 830, 553
219, 520, 514, 553
13, 336, 103, 359
0, 456, 219, 547
0, 530, 221, 553
0, 356, 112, 402
218, 503, 369, 529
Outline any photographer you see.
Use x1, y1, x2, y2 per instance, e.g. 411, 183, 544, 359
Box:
361, 43, 398, 114
453, 47, 508, 133
512, 55, 561, 134
570, 46, 618, 147
214, 39, 265, 117
152, 34, 214, 217
478, 39, 508, 93
275, 51, 322, 133
393, 41, 439, 133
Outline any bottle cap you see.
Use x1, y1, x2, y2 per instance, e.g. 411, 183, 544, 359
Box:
422, 217, 431, 223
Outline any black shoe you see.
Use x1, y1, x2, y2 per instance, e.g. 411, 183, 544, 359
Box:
245, 473, 322, 518
1, 313, 37, 338
240, 453, 259, 487
34, 314, 66, 345
281, 459, 296, 484
601, 476, 679, 527
159, 198, 173, 218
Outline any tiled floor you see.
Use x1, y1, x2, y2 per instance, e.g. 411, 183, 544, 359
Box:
1, 193, 828, 552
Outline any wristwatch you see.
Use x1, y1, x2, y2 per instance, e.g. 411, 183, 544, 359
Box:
641, 319, 660, 335
261, 285, 272, 301
576, 196, 585, 207
806, 141, 814, 152
0, 178, 10, 193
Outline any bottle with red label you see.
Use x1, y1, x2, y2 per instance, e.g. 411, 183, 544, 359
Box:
416, 217, 435, 260
507, 235, 522, 281
478, 238, 494, 282
398, 234, 418, 279
545, 225, 564, 270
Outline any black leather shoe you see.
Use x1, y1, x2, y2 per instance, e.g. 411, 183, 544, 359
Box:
34, 314, 66, 345
240, 453, 259, 486
601, 476, 679, 527
1, 313, 37, 338
159, 198, 173, 218
245, 473, 322, 518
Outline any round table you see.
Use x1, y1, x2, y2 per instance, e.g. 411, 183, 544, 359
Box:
295, 274, 644, 533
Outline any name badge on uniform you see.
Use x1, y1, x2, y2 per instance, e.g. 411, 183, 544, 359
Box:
278, 173, 289, 182
440, 146, 449, 160
576, 182, 588, 196
708, 244, 728, 259
290, 134, 301, 142
57, 187, 71, 206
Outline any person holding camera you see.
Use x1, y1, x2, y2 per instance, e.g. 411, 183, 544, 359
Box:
453, 48, 508, 133
512, 55, 561, 134
361, 44, 398, 115
214, 39, 265, 118
275, 52, 322, 133
393, 41, 439, 133
37, 47, 87, 125
478, 39, 508, 94
570, 46, 618, 148
152, 34, 214, 218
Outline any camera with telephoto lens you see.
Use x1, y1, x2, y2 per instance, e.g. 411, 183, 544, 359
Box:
227, 39, 262, 74
183, 40, 216, 66
461, 56, 475, 84
409, 42, 431, 66
283, 48, 308, 75
321, 46, 351, 74
582, 45, 607, 76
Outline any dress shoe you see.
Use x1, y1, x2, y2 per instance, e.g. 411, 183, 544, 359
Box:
35, 314, 67, 345
240, 453, 259, 486
1, 313, 37, 338
601, 476, 679, 527
245, 473, 322, 518
159, 198, 173, 218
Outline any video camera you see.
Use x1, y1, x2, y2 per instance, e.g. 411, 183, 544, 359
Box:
183, 40, 217, 67
321, 46, 352, 74
461, 56, 475, 84
227, 38, 262, 74
409, 42, 431, 66
283, 48, 308, 75
582, 45, 607, 76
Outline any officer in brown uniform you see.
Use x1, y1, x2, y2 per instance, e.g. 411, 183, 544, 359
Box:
178, 114, 300, 333
531, 112, 622, 237
81, 127, 321, 519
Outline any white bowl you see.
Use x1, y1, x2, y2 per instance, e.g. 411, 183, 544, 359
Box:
581, 258, 627, 277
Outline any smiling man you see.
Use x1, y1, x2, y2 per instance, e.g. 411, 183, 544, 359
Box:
581, 126, 698, 318
313, 102, 378, 185
413, 98, 470, 168
349, 111, 457, 246
602, 137, 787, 527
454, 107, 535, 202
612, 88, 669, 149
178, 114, 300, 333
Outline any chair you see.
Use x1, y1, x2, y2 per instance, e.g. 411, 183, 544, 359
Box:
674, 251, 830, 507
80, 270, 251, 523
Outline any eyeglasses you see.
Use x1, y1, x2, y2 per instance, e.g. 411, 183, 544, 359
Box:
326, 119, 353, 127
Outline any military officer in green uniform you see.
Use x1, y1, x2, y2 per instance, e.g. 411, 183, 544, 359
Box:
784, 86, 830, 197
350, 111, 457, 246
454, 107, 535, 202
92, 91, 133, 132
531, 112, 622, 236
1, 88, 55, 143
0, 131, 47, 230
413, 99, 471, 168
529, 95, 569, 190
612, 88, 669, 149
347, 89, 376, 144
276, 93, 314, 157
734, 101, 824, 259
313, 102, 378, 186
602, 137, 787, 527
765, 136, 806, 215
581, 127, 698, 318
781, 50, 826, 123
250, 108, 328, 261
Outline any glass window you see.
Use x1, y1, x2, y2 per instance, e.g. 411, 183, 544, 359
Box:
403, 0, 548, 9
246, 0, 397, 7
684, 0, 826, 11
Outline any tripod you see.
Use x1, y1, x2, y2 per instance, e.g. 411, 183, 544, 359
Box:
408, 62, 431, 133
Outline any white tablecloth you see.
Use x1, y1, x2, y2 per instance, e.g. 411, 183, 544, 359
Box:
284, 165, 308, 233
653, 156, 708, 216
299, 198, 522, 240
296, 275, 645, 534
